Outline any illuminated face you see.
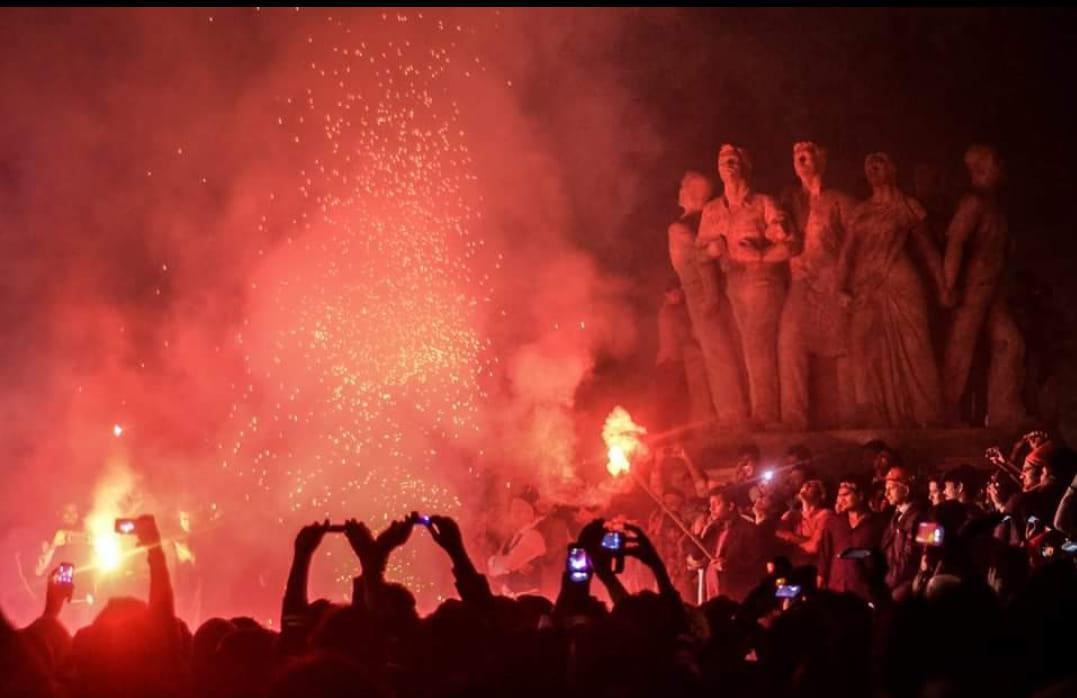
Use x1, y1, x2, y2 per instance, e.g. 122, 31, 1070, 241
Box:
1020, 461, 1042, 491
835, 485, 859, 514
928, 481, 943, 506
884, 477, 909, 507
678, 173, 712, 211
709, 494, 733, 520
793, 142, 825, 180
799, 482, 824, 509
753, 495, 772, 520
718, 145, 748, 184
865, 153, 896, 188
943, 481, 961, 501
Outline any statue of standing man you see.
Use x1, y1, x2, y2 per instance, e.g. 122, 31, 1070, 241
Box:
668, 172, 750, 425
778, 142, 857, 429
698, 145, 795, 426
941, 145, 1026, 427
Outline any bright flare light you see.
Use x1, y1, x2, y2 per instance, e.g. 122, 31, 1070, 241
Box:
602, 406, 647, 477
112, 424, 123, 437
93, 533, 122, 572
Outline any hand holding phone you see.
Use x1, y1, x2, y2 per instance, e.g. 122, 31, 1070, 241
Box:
601, 530, 626, 574
53, 562, 75, 586
775, 584, 802, 599
566, 545, 592, 584
115, 518, 137, 535
45, 563, 75, 614
915, 522, 945, 546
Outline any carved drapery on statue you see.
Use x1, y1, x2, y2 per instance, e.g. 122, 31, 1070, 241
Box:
661, 143, 1028, 432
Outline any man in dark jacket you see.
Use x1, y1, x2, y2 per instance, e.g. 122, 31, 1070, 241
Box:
696, 486, 764, 603
820, 478, 885, 599
880, 467, 928, 599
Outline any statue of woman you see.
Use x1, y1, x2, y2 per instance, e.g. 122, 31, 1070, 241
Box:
840, 153, 945, 427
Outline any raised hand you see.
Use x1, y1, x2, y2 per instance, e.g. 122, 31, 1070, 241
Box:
136, 514, 162, 548
294, 520, 330, 558
343, 519, 376, 569
577, 518, 613, 574
44, 565, 73, 618
622, 523, 662, 570
427, 515, 465, 557
984, 447, 1007, 468
376, 517, 415, 555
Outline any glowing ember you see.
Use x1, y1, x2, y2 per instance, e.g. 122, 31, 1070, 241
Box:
602, 406, 647, 477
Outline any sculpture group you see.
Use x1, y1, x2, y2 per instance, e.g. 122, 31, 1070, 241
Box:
667, 142, 1024, 431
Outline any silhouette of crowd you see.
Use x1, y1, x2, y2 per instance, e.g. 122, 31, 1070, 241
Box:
6, 429, 1077, 698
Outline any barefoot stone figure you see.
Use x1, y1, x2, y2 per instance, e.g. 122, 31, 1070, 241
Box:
668, 171, 749, 425
941, 145, 1026, 427
841, 152, 945, 427
778, 142, 857, 429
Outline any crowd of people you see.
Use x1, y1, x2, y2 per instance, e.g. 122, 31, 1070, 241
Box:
6, 429, 1077, 698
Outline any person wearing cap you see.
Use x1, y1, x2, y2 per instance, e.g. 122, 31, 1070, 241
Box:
818, 477, 886, 598
880, 466, 928, 599
1000, 441, 1077, 544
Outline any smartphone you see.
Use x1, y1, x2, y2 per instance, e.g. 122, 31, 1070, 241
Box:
775, 584, 802, 599
54, 562, 75, 585
601, 530, 626, 574
115, 518, 137, 535
566, 545, 592, 583
408, 511, 432, 526
1062, 541, 1077, 554
601, 531, 624, 552
325, 524, 347, 532
915, 522, 945, 546
839, 547, 873, 560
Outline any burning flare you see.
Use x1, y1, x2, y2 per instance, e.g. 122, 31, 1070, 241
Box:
602, 406, 647, 477
84, 462, 136, 574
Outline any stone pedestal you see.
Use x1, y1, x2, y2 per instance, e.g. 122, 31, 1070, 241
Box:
693, 427, 1007, 479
